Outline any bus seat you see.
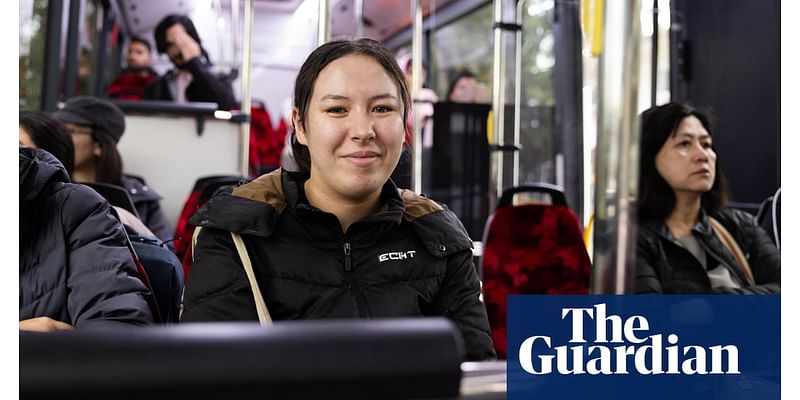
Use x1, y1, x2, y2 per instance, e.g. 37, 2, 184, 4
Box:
756, 187, 781, 248
173, 175, 248, 279
480, 184, 592, 359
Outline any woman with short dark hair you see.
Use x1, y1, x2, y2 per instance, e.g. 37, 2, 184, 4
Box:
182, 38, 496, 361
636, 102, 780, 294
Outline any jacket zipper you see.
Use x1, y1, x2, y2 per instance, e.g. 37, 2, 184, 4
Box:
343, 242, 352, 272
342, 241, 369, 318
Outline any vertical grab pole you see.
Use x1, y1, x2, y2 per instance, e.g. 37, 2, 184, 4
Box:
490, 0, 509, 198
354, 0, 364, 38
318, 0, 331, 45
512, 1, 524, 187
591, 0, 643, 294
411, 0, 424, 193
239, 0, 254, 178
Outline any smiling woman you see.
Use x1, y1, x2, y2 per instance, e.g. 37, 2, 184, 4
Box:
292, 53, 406, 230
181, 38, 496, 362
634, 102, 780, 295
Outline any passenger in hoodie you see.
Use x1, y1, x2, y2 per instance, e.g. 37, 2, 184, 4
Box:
181, 38, 495, 361
19, 147, 153, 331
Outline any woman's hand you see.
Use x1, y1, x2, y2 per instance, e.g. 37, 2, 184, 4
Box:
19, 317, 73, 332
172, 27, 202, 63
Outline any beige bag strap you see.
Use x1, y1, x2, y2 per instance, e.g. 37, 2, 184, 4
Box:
708, 217, 755, 286
192, 227, 273, 325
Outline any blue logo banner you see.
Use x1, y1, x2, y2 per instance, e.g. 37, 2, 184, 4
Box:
507, 295, 779, 400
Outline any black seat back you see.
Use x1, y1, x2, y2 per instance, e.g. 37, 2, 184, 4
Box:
756, 188, 781, 248
21, 319, 463, 400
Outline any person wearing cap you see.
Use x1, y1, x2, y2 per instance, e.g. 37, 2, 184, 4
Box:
54, 96, 174, 245
143, 14, 236, 110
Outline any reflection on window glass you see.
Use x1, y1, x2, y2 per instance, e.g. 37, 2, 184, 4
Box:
517, 0, 556, 185
430, 3, 493, 101
19, 0, 48, 110
79, 1, 100, 96
522, 0, 555, 107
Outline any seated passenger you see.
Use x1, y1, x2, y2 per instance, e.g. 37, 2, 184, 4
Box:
19, 111, 74, 174
20, 147, 153, 331
53, 96, 174, 245
106, 36, 158, 100
144, 14, 236, 110
181, 38, 496, 361
635, 102, 780, 294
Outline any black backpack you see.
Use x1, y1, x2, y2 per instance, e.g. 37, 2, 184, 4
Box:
128, 233, 184, 323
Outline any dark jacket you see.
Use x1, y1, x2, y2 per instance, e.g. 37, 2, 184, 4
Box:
636, 208, 780, 294
182, 169, 496, 361
19, 147, 153, 328
143, 57, 236, 110
121, 175, 174, 245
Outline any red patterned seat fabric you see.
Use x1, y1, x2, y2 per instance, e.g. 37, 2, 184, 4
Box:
481, 204, 592, 359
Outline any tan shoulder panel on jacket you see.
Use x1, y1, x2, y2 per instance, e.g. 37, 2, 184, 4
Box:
399, 188, 443, 221
232, 169, 287, 213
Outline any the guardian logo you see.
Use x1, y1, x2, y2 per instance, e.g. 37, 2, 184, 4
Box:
519, 303, 740, 376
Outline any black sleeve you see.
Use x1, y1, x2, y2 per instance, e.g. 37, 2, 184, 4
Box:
713, 211, 780, 295
634, 230, 666, 294
142, 76, 170, 101
430, 249, 496, 361
183, 57, 237, 110
180, 227, 259, 322
63, 186, 154, 328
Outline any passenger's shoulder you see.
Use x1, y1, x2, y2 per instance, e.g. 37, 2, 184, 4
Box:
190, 171, 284, 237
121, 175, 162, 202
231, 169, 286, 212
714, 208, 758, 229
398, 189, 443, 221
400, 190, 473, 257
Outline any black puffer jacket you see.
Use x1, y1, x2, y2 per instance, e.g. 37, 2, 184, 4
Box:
182, 169, 496, 361
636, 208, 780, 294
19, 147, 153, 327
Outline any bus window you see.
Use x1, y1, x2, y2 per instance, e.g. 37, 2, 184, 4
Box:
429, 3, 494, 99
19, 0, 48, 110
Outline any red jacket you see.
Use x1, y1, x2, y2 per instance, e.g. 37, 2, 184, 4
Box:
107, 68, 158, 100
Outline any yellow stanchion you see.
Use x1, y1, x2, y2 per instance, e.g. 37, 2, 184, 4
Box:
580, 0, 604, 57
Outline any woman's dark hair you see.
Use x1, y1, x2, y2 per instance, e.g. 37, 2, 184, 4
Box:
19, 111, 75, 174
92, 132, 124, 186
638, 102, 730, 222
153, 14, 210, 61
290, 38, 411, 174
446, 69, 477, 101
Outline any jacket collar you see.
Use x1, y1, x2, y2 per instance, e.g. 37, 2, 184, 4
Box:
190, 169, 410, 237
190, 168, 473, 257
641, 208, 714, 242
